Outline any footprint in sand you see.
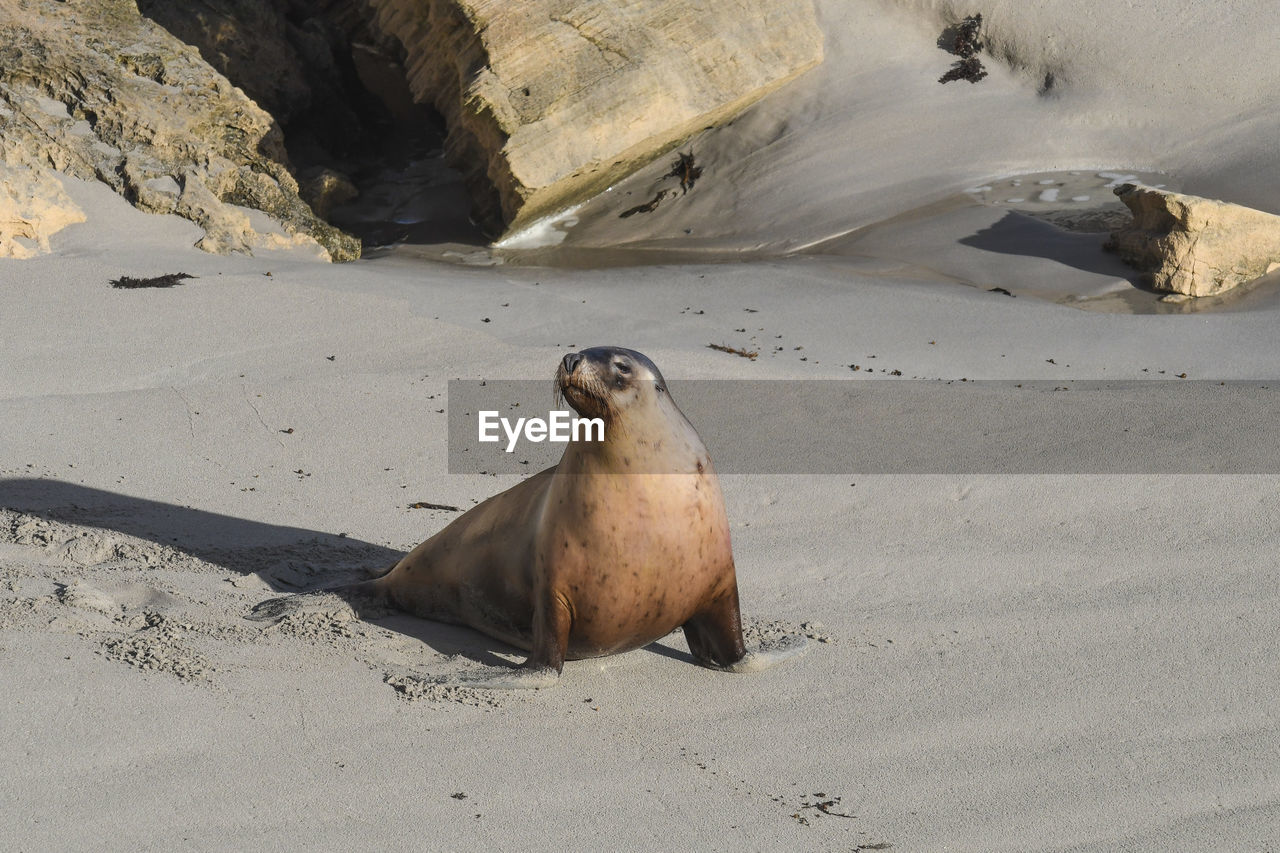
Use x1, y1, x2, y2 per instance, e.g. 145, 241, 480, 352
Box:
47, 580, 215, 682
100, 611, 215, 682
57, 579, 179, 616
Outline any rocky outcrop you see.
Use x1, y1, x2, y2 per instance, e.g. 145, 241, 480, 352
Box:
134, 0, 403, 176
0, 164, 86, 259
0, 0, 359, 260
367, 0, 824, 234
1108, 184, 1280, 297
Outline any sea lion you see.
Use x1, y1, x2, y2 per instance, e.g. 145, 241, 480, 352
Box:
250, 346, 804, 687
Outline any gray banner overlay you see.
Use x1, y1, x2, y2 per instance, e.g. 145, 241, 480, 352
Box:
447, 380, 1280, 474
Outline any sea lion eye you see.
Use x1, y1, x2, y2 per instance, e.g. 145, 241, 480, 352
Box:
614, 361, 631, 374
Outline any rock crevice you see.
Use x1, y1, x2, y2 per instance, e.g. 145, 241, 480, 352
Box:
1, 0, 823, 256
0, 0, 360, 260
367, 0, 824, 234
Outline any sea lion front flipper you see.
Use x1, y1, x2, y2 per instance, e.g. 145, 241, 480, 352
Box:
682, 589, 748, 667
523, 585, 572, 673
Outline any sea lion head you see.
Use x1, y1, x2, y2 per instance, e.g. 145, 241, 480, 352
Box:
555, 346, 667, 422
555, 347, 708, 473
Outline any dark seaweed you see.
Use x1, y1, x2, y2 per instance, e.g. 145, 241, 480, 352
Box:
619, 190, 670, 218
666, 150, 703, 194
938, 14, 988, 84
110, 272, 194, 289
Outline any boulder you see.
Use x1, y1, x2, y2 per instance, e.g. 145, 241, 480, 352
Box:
0, 0, 359, 260
0, 164, 86, 259
1108, 184, 1280, 297
367, 0, 824, 234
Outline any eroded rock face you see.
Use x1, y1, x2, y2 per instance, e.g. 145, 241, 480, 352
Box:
0, 0, 359, 260
368, 0, 824, 234
134, 0, 401, 176
0, 164, 86, 259
1108, 184, 1280, 297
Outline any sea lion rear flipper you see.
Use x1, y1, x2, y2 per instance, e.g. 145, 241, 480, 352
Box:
245, 594, 304, 621
450, 664, 561, 690
440, 587, 571, 688
244, 580, 385, 622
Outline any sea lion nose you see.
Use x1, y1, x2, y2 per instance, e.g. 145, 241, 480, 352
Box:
562, 352, 583, 374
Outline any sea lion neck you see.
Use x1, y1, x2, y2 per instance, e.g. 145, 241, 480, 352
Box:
561, 392, 707, 475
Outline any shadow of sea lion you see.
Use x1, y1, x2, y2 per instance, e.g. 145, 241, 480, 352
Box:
0, 478, 531, 668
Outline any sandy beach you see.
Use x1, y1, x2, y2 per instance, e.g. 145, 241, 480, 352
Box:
4, 1, 1280, 850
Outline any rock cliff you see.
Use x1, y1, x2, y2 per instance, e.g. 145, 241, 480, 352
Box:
1, 0, 823, 256
0, 0, 360, 260
1108, 184, 1280, 297
367, 0, 824, 234
0, 164, 86, 259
